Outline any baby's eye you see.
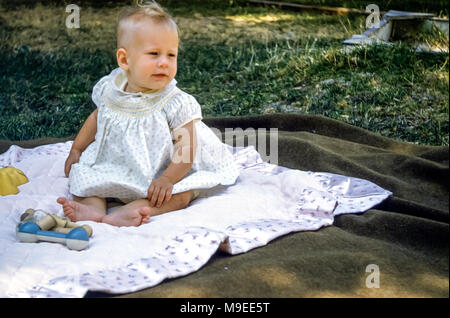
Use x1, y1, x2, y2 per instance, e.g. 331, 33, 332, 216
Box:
169, 54, 176, 57
148, 52, 158, 55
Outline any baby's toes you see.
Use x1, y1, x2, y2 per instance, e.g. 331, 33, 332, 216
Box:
64, 209, 75, 221
57, 197, 67, 205
62, 204, 75, 219
141, 215, 151, 224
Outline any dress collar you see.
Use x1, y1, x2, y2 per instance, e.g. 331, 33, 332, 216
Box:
111, 68, 178, 98
101, 68, 180, 117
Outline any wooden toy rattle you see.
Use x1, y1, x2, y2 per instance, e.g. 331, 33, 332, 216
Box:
16, 209, 93, 251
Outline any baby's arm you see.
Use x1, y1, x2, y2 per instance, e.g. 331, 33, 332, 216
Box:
64, 109, 98, 177
147, 120, 197, 207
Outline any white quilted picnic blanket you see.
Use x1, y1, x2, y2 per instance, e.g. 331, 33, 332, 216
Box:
0, 142, 391, 297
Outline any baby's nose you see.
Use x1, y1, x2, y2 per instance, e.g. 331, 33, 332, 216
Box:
158, 56, 169, 67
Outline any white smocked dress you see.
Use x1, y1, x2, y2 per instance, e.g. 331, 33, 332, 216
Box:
69, 68, 240, 201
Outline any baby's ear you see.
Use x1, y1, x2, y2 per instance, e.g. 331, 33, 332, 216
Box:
116, 48, 129, 71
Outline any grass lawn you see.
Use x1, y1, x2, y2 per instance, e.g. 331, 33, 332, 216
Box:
283, 0, 448, 16
0, 0, 448, 145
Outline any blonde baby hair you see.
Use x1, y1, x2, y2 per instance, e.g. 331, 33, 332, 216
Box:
117, 0, 179, 49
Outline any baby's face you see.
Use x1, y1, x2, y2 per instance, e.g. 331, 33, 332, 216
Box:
123, 19, 178, 92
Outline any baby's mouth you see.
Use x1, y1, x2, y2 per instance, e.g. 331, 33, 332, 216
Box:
153, 73, 168, 78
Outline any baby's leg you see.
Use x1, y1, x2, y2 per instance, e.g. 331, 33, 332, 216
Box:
149, 189, 195, 217
103, 190, 194, 227
57, 195, 107, 222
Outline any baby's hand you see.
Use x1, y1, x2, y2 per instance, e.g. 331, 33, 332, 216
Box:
64, 148, 81, 177
147, 175, 173, 208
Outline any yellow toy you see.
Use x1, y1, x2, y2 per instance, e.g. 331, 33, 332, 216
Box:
0, 166, 29, 196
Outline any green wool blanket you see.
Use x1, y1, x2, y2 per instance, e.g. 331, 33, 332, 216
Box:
1, 114, 448, 298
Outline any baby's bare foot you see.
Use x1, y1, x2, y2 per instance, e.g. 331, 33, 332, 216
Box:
102, 207, 151, 227
57, 197, 105, 222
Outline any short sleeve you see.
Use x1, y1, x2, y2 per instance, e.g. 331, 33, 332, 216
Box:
91, 68, 122, 108
164, 93, 203, 131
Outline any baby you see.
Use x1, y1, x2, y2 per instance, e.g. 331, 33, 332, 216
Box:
57, 1, 240, 227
